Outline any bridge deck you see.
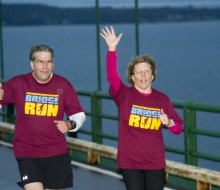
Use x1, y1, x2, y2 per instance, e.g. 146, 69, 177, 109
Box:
0, 143, 188, 190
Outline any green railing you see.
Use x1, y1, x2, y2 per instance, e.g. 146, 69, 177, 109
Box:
1, 88, 220, 167
75, 90, 220, 167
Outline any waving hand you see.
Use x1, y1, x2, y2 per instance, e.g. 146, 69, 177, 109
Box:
100, 26, 123, 51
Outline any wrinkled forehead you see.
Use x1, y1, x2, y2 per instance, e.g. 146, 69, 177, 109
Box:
33, 51, 53, 60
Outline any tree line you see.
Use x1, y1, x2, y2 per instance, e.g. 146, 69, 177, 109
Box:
2, 3, 220, 26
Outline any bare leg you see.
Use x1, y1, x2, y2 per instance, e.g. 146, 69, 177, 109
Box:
24, 182, 44, 190
24, 182, 65, 190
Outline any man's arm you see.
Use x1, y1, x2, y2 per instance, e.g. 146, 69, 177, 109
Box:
54, 112, 86, 133
68, 112, 86, 132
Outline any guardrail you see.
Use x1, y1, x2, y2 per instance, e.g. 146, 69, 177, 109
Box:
1, 89, 220, 167
0, 121, 220, 190
79, 90, 220, 166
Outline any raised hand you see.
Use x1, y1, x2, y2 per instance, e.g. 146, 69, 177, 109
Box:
100, 26, 123, 51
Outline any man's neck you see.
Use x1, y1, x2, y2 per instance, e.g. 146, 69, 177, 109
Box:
32, 72, 53, 84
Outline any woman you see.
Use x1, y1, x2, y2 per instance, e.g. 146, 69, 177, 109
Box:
100, 26, 184, 190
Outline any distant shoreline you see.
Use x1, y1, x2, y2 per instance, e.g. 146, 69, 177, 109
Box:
1, 3, 220, 26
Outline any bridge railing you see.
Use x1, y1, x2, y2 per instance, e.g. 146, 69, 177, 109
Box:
1, 89, 220, 167
77, 90, 220, 165
0, 121, 220, 190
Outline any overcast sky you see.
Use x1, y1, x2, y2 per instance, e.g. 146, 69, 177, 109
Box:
1, 0, 220, 8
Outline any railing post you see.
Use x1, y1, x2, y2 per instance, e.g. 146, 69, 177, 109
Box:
91, 91, 102, 143
95, 0, 101, 91
6, 104, 15, 124
0, 0, 4, 79
134, 0, 139, 56
184, 101, 197, 166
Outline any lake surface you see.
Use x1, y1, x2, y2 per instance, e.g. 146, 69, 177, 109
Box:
1, 21, 220, 171
2, 21, 220, 104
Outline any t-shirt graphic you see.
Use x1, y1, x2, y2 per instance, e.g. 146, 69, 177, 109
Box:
25, 92, 59, 116
129, 104, 161, 130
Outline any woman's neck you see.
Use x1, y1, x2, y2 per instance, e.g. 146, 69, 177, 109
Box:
134, 85, 152, 94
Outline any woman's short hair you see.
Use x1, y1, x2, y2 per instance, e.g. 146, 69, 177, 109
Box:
126, 54, 157, 85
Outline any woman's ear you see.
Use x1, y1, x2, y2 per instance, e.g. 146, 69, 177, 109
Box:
152, 76, 154, 81
132, 75, 135, 82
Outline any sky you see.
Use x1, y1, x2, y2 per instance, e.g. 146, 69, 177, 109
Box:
1, 0, 220, 8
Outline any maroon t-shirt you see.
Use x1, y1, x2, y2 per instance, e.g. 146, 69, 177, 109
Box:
0, 73, 83, 158
111, 84, 184, 169
107, 51, 184, 169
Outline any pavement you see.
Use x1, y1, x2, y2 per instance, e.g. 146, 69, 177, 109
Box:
0, 141, 188, 190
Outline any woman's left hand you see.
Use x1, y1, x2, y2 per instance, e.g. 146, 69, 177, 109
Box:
160, 109, 172, 126
100, 26, 123, 51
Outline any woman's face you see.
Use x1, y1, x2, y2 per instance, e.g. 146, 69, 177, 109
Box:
132, 62, 154, 93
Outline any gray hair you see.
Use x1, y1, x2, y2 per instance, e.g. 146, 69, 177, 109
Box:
29, 44, 54, 61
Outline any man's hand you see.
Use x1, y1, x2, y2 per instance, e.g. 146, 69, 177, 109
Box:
0, 83, 4, 100
54, 120, 71, 133
100, 26, 123, 51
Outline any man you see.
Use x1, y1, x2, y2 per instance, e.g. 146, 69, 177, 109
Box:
0, 44, 86, 190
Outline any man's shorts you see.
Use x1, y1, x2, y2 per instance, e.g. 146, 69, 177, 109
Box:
16, 152, 73, 189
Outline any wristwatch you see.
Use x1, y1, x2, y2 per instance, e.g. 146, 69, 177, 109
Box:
68, 120, 76, 130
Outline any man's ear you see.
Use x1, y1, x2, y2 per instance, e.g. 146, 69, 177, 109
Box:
30, 61, 34, 70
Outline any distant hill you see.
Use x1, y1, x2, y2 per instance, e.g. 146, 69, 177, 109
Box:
1, 3, 220, 26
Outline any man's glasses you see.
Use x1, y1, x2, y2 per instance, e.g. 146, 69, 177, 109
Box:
34, 60, 53, 65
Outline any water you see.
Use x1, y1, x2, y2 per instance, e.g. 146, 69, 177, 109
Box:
2, 21, 220, 171
2, 21, 220, 104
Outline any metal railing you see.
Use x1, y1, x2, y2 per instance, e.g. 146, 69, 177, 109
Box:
78, 90, 220, 166
1, 89, 220, 167
1, 121, 220, 190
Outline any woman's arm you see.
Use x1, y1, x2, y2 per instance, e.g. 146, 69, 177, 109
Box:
100, 26, 123, 94
107, 50, 121, 94
167, 121, 182, 135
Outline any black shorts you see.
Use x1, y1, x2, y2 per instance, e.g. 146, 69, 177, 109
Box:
16, 153, 73, 189
121, 168, 165, 190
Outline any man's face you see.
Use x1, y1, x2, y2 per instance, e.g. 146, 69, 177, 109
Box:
30, 51, 54, 83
